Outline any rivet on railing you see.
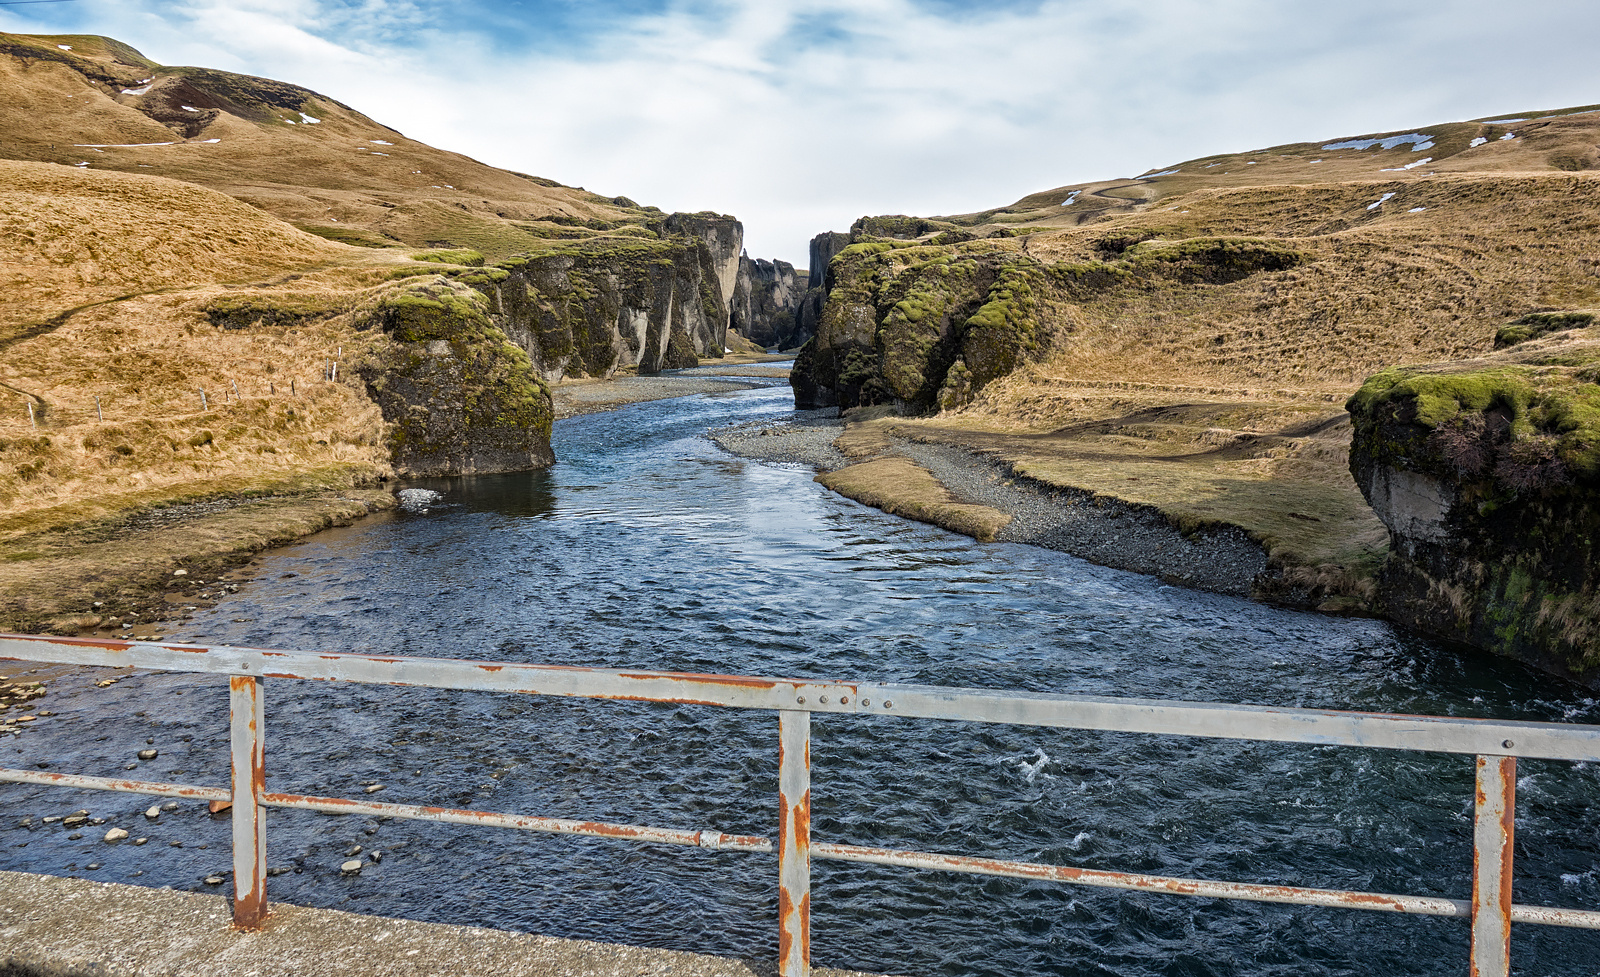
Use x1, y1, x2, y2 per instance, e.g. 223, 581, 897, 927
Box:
1503, 740, 1515, 749
839, 696, 849, 705
819, 695, 829, 704
795, 696, 805, 705
861, 699, 870, 707
883, 700, 893, 708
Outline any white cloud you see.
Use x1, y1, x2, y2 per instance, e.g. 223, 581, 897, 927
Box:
5, 0, 1600, 263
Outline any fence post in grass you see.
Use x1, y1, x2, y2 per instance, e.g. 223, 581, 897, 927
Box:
231, 380, 240, 402
95, 396, 102, 422
27, 402, 35, 429
199, 389, 208, 411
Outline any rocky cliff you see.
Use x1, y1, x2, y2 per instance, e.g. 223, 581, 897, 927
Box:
468, 213, 742, 381
355, 278, 554, 476
730, 254, 806, 349
1348, 321, 1600, 686
794, 231, 852, 351
792, 232, 1298, 412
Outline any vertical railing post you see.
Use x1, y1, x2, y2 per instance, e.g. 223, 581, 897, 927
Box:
778, 709, 811, 977
1470, 754, 1516, 977
229, 675, 268, 930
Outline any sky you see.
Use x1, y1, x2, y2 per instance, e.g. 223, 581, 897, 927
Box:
3, 1, 1599, 264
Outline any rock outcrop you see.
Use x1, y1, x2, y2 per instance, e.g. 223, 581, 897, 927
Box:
792, 229, 1299, 412
1348, 326, 1600, 686
730, 254, 806, 349
357, 279, 554, 476
794, 231, 851, 351
462, 214, 743, 382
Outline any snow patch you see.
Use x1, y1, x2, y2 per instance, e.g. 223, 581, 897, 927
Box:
182, 105, 198, 112
1380, 157, 1433, 172
121, 86, 151, 96
1481, 118, 1527, 125
299, 112, 321, 124
202, 138, 221, 144
1060, 190, 1081, 206
1367, 192, 1397, 211
1138, 168, 1180, 179
1500, 132, 1516, 141
1408, 207, 1427, 213
74, 142, 174, 148
370, 152, 389, 156
74, 162, 89, 167
1470, 137, 1488, 148
371, 139, 393, 146
1309, 159, 1322, 163
57, 44, 71, 50
1322, 133, 1434, 152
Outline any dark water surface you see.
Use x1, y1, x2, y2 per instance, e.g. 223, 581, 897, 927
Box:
5, 379, 1600, 976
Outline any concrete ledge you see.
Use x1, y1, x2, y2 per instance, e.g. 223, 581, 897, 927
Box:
0, 871, 881, 977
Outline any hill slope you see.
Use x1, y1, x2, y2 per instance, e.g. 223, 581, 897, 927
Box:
0, 33, 743, 637
795, 103, 1600, 683
0, 31, 658, 261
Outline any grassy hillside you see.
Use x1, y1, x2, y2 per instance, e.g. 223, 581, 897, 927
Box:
0, 33, 699, 635
806, 105, 1600, 607
0, 31, 666, 262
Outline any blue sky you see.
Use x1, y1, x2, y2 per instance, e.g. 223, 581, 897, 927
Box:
4, 0, 1599, 263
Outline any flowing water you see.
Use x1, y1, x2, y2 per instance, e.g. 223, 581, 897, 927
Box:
5, 376, 1600, 976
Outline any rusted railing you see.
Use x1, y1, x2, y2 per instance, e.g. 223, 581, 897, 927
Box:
4, 634, 1600, 977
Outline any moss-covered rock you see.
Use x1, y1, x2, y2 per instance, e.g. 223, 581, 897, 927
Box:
1347, 331, 1600, 685
356, 279, 553, 476
464, 216, 741, 381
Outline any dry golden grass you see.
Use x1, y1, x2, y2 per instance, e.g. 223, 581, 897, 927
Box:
0, 158, 353, 341
817, 457, 1012, 542
0, 32, 648, 261
866, 119, 1600, 594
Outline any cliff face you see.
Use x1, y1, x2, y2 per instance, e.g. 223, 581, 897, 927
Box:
730, 255, 806, 349
357, 279, 555, 476
793, 231, 1297, 412
1347, 329, 1600, 687
462, 214, 743, 382
794, 231, 851, 351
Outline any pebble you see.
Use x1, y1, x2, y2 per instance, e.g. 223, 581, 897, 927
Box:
67, 833, 82, 840
104, 828, 128, 842
62, 815, 86, 827
173, 569, 188, 577
203, 876, 223, 885
145, 806, 160, 820
133, 838, 148, 846
138, 749, 158, 760
340, 860, 363, 874
363, 784, 384, 794
346, 845, 363, 856
161, 801, 178, 811
86, 863, 101, 870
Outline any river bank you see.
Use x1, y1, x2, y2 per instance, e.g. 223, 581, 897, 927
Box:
0, 369, 781, 640
712, 412, 1274, 599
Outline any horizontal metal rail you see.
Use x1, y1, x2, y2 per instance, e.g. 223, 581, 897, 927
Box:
4, 634, 1598, 760
4, 633, 1600, 977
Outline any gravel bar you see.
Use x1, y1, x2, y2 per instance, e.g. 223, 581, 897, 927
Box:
708, 409, 848, 470
899, 442, 1268, 596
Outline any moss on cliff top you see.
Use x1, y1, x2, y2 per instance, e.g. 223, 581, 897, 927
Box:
410, 248, 485, 267
1348, 358, 1600, 482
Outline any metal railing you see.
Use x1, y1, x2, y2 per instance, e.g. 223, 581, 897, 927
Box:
3, 632, 1600, 977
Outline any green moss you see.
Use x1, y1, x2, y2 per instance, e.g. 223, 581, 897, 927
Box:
1495, 311, 1597, 348
409, 249, 486, 267
1121, 237, 1304, 284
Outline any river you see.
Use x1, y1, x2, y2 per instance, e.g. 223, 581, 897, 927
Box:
3, 376, 1600, 976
